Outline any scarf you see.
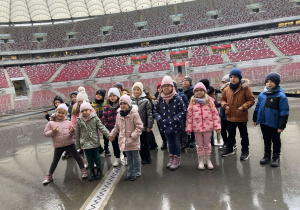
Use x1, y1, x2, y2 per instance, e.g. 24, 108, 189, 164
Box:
120, 106, 132, 117
95, 99, 104, 105
161, 88, 176, 105
194, 97, 205, 106
81, 113, 93, 122
264, 86, 281, 94
108, 102, 119, 110
229, 82, 241, 93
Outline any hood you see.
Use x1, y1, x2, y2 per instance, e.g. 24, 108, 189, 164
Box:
117, 105, 139, 113
79, 112, 97, 120
221, 79, 250, 90
122, 88, 131, 96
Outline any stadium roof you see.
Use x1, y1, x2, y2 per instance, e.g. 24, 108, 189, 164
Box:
0, 0, 194, 23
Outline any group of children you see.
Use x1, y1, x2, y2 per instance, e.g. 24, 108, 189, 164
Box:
42, 68, 289, 184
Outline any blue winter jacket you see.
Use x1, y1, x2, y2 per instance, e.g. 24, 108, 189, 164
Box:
253, 87, 289, 130
153, 93, 187, 134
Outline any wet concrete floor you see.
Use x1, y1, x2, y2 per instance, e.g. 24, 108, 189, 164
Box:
0, 95, 300, 210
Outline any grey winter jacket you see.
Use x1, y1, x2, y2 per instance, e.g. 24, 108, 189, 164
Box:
75, 113, 110, 150
131, 92, 153, 132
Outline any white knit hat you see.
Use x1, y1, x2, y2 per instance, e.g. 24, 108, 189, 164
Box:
132, 82, 143, 92
76, 86, 89, 102
222, 74, 230, 83
108, 87, 120, 98
56, 103, 68, 112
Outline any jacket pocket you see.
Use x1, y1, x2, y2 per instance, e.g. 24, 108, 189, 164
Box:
265, 97, 280, 110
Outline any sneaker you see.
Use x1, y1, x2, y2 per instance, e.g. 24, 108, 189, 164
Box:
260, 153, 271, 164
113, 158, 121, 167
81, 168, 88, 179
130, 176, 140, 181
233, 145, 237, 150
61, 151, 67, 160
42, 173, 53, 185
146, 159, 152, 164
100, 152, 105, 158
105, 151, 111, 156
141, 160, 147, 165
219, 144, 226, 150
189, 142, 196, 148
221, 149, 235, 157
65, 152, 72, 159
240, 150, 250, 160
124, 176, 131, 181
271, 157, 280, 167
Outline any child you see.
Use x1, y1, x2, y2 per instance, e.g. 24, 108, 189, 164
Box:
43, 103, 88, 184
253, 73, 289, 167
75, 101, 110, 181
114, 82, 131, 96
44, 96, 64, 121
103, 88, 127, 167
92, 89, 110, 156
109, 95, 143, 181
131, 82, 153, 165
153, 75, 187, 171
68, 91, 78, 120
186, 82, 221, 170
220, 68, 255, 160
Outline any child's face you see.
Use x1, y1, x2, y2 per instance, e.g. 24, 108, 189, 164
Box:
133, 87, 142, 98
109, 94, 118, 103
54, 100, 61, 108
71, 95, 77, 103
78, 100, 83, 106
157, 86, 161, 92
194, 88, 205, 98
230, 75, 240, 85
56, 108, 67, 120
81, 109, 91, 117
162, 84, 173, 95
120, 102, 130, 111
96, 94, 103, 101
182, 80, 190, 88
266, 80, 276, 89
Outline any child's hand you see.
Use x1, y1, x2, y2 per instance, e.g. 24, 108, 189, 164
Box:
52, 126, 59, 134
277, 129, 283, 133
238, 106, 244, 111
187, 131, 191, 135
216, 129, 221, 134
253, 122, 257, 127
225, 106, 230, 110
44, 111, 48, 115
109, 136, 114, 142
70, 126, 75, 133
147, 128, 151, 132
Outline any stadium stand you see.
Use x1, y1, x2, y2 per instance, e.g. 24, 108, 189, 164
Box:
31, 90, 57, 108
95, 65, 134, 78
14, 99, 28, 112
0, 94, 11, 115
228, 48, 277, 62
188, 55, 224, 67
150, 51, 167, 62
191, 46, 209, 57
0, 69, 9, 88
24, 63, 61, 84
269, 33, 300, 56
190, 71, 224, 83
241, 65, 275, 84
279, 62, 300, 82
234, 38, 269, 51
138, 61, 170, 73
6, 67, 23, 78
101, 56, 128, 68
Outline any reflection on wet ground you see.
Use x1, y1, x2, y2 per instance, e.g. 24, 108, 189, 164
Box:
0, 89, 300, 209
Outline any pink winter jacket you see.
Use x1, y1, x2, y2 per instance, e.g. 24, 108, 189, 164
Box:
110, 105, 143, 151
186, 101, 221, 133
44, 117, 75, 148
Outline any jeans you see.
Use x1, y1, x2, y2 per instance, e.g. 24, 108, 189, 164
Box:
125, 150, 141, 177
139, 132, 151, 161
85, 147, 101, 171
227, 121, 249, 151
49, 144, 84, 174
260, 124, 281, 156
165, 132, 181, 157
195, 131, 212, 156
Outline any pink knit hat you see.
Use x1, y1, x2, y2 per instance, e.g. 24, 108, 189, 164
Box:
193, 82, 207, 93
80, 101, 93, 112
161, 75, 174, 86
119, 94, 132, 106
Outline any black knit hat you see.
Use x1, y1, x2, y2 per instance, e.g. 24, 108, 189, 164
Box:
199, 79, 210, 90
53, 96, 64, 107
265, 72, 281, 87
114, 82, 123, 91
96, 89, 106, 98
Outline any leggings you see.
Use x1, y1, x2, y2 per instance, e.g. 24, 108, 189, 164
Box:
49, 143, 84, 174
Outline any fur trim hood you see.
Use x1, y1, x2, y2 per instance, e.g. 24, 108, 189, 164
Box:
221, 79, 250, 91
117, 105, 139, 113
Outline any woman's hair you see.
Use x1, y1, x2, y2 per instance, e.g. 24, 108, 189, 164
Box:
72, 103, 80, 116
189, 93, 213, 109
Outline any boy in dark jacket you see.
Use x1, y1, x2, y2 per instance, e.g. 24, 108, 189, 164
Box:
221, 68, 255, 160
253, 73, 289, 167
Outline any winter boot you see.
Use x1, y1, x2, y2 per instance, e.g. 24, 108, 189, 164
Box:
198, 156, 205, 170
89, 169, 95, 181
271, 154, 280, 167
95, 168, 102, 180
206, 155, 214, 170
81, 168, 88, 179
166, 154, 174, 168
170, 155, 180, 171
260, 153, 271, 164
42, 173, 53, 185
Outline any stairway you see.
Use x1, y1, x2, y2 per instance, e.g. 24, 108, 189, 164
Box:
263, 38, 284, 56
47, 64, 66, 83
89, 60, 103, 79
221, 53, 231, 62
20, 67, 32, 86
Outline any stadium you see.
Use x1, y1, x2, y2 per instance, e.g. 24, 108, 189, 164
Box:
0, 0, 300, 209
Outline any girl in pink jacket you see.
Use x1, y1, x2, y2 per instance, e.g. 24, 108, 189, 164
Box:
109, 95, 143, 181
186, 82, 221, 170
43, 104, 88, 184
